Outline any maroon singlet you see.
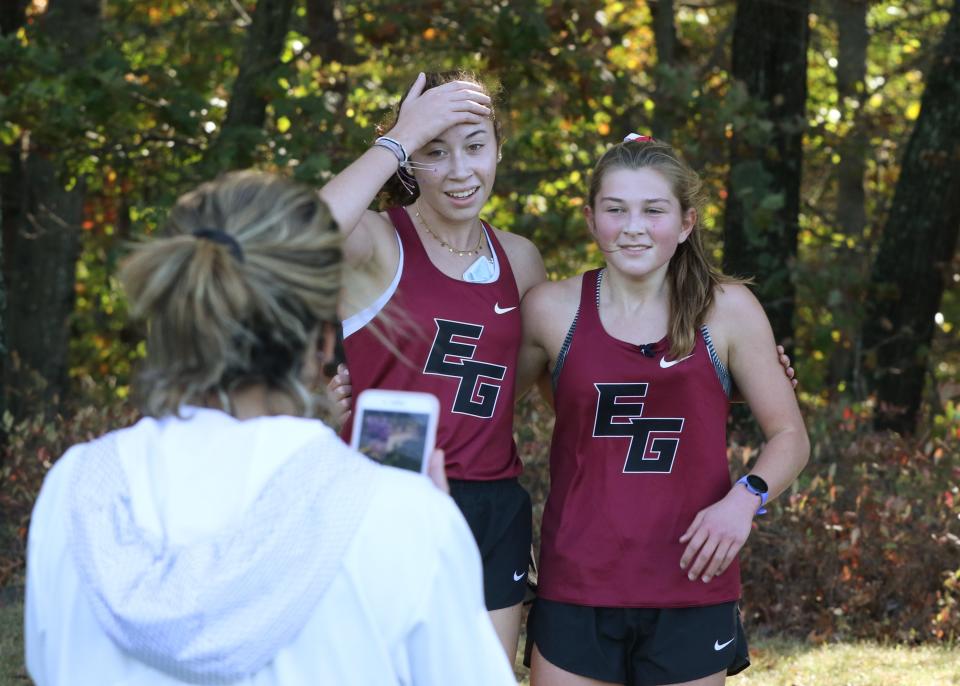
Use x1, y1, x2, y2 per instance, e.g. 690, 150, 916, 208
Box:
342, 206, 522, 481
538, 268, 738, 607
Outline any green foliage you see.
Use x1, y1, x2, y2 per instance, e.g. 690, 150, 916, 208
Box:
795, 2, 957, 399
2, 2, 959, 635
2, 0, 955, 408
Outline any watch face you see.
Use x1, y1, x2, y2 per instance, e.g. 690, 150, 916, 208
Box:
746, 474, 769, 493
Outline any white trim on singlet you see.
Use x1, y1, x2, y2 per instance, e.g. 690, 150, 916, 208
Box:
479, 224, 502, 282
341, 224, 502, 339
460, 223, 501, 283
342, 232, 404, 339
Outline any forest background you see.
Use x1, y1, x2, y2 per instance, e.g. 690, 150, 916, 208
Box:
1, 0, 959, 658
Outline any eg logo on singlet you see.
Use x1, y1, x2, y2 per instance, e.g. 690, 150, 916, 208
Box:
424, 319, 507, 418
593, 383, 684, 473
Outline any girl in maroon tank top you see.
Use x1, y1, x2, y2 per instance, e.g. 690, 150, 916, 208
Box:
319, 71, 546, 663
519, 137, 809, 686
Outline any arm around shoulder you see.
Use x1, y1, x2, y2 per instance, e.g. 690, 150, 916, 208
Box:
677, 288, 809, 583
515, 278, 565, 399
713, 285, 810, 499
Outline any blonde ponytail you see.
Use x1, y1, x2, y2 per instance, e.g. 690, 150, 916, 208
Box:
120, 170, 342, 417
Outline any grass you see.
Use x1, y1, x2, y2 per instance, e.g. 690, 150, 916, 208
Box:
512, 633, 960, 686
2, 595, 958, 685
734, 636, 960, 686
0, 598, 26, 685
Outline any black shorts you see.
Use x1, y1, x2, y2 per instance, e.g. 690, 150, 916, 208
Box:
449, 478, 532, 611
527, 598, 751, 685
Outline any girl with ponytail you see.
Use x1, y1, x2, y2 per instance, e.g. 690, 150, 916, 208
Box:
518, 137, 809, 686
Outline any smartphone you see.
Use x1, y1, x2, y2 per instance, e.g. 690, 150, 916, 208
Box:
350, 389, 440, 474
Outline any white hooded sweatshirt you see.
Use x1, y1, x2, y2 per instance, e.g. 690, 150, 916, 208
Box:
25, 407, 516, 685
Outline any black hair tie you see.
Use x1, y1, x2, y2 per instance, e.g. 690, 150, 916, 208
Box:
192, 229, 244, 263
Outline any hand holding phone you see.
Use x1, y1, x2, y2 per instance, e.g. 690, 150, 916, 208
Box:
350, 389, 440, 475
426, 448, 449, 494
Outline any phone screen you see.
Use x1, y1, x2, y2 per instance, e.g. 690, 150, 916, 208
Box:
355, 408, 431, 473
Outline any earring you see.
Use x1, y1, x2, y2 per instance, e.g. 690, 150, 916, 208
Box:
497, 152, 503, 162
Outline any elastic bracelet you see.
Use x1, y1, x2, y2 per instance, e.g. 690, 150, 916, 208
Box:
372, 136, 409, 168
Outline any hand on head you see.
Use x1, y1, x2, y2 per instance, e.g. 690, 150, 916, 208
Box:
389, 73, 492, 154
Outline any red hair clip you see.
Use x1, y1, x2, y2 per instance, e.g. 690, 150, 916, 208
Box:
623, 133, 654, 143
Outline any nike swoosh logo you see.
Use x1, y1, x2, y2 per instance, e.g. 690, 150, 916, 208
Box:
513, 570, 526, 582
714, 637, 735, 651
494, 303, 517, 314
659, 354, 694, 369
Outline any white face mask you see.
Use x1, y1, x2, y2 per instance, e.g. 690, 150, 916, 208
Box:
462, 255, 496, 283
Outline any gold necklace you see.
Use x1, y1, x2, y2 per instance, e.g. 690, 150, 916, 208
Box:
415, 202, 484, 257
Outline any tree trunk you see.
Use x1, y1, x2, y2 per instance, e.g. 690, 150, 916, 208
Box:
306, 0, 357, 64
651, 0, 678, 140
1, 0, 99, 421
0, 0, 27, 35
828, 0, 870, 395
0, 174, 5, 433
210, 0, 295, 170
0, 0, 28, 444
862, 0, 960, 434
305, 0, 355, 130
723, 0, 810, 347
4, 156, 84, 417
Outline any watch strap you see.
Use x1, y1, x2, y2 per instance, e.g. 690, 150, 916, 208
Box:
736, 475, 768, 515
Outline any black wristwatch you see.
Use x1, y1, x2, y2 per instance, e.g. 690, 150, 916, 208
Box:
735, 474, 768, 515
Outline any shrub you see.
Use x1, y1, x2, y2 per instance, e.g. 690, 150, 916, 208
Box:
515, 393, 960, 643
739, 404, 960, 643
4, 391, 959, 644
0, 403, 139, 587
